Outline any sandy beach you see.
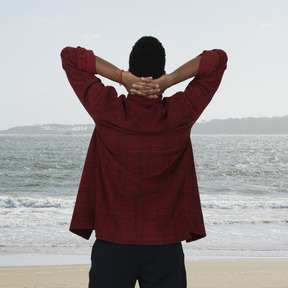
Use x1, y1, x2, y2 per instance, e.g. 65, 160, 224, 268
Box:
0, 259, 287, 288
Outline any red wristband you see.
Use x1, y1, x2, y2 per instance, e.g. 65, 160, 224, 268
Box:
119, 70, 124, 86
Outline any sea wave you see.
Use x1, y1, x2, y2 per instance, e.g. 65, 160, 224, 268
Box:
204, 218, 288, 225
0, 218, 71, 228
1, 196, 287, 210
0, 196, 75, 209
201, 199, 288, 210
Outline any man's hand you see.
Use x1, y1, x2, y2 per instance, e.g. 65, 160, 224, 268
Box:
130, 74, 172, 97
122, 72, 160, 99
129, 55, 202, 97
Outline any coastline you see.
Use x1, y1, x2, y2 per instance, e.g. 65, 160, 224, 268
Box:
1, 259, 287, 288
1, 251, 287, 267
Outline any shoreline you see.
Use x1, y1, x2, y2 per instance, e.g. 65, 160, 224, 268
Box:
1, 252, 288, 267
1, 259, 287, 288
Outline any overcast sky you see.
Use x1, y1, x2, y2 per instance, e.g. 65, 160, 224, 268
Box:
1, 0, 287, 130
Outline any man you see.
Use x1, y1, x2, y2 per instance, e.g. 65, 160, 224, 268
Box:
61, 36, 227, 288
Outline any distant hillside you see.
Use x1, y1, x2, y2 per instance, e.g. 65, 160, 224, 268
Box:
1, 116, 287, 134
0, 124, 94, 135
192, 115, 288, 134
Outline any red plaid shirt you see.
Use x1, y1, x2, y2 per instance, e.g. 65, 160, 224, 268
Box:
61, 47, 227, 245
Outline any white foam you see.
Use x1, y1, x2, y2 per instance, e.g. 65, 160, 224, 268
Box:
0, 196, 74, 209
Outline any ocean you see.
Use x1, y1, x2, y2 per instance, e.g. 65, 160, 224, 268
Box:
0, 133, 287, 265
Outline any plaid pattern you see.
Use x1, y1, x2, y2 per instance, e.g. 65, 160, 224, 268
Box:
61, 47, 227, 244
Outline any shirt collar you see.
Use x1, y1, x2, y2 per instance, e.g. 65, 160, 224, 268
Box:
127, 93, 163, 103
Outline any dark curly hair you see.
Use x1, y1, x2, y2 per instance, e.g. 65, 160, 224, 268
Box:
129, 36, 166, 79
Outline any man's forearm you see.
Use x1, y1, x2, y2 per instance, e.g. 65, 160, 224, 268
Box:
146, 55, 202, 95
95, 56, 122, 83
95, 56, 160, 97
168, 56, 202, 87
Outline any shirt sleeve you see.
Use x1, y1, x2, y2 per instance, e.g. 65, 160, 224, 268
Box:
174, 49, 228, 124
61, 46, 114, 120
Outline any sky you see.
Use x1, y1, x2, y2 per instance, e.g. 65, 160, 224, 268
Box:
0, 0, 287, 130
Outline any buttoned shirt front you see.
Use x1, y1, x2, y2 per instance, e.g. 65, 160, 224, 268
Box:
61, 47, 227, 245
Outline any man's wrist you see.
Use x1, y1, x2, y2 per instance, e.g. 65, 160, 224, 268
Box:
118, 70, 124, 86
120, 71, 128, 87
161, 73, 174, 90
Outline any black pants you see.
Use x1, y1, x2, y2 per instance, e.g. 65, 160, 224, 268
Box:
89, 239, 187, 288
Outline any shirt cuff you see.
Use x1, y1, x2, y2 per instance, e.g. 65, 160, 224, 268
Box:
197, 50, 220, 76
77, 47, 97, 74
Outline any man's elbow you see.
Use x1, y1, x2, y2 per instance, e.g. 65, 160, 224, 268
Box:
60, 47, 76, 70
60, 47, 71, 59
213, 49, 228, 70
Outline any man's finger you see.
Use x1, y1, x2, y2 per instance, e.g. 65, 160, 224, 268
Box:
132, 83, 159, 89
130, 88, 160, 96
140, 77, 153, 82
130, 89, 145, 96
